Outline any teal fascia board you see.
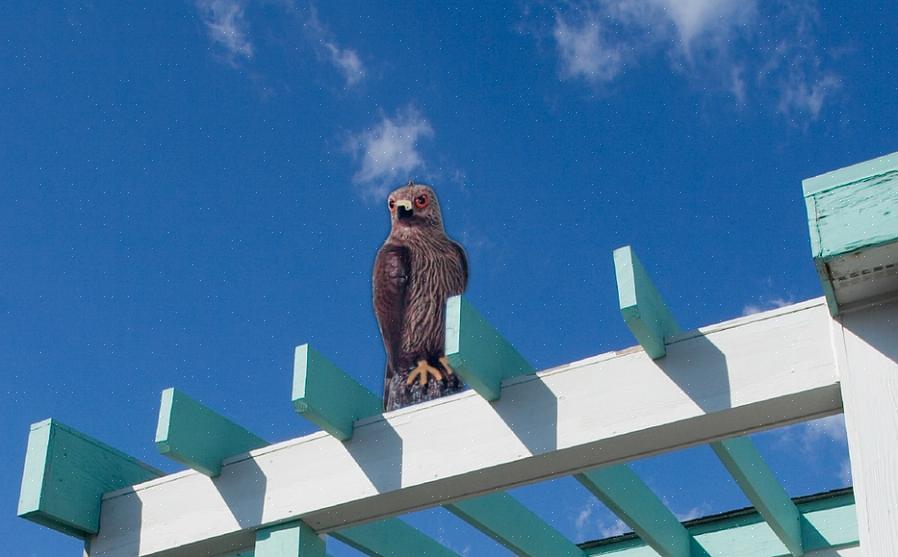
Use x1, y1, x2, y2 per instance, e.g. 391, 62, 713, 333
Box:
333, 518, 459, 557
613, 246, 680, 359
292, 344, 382, 440
444, 295, 534, 401
255, 521, 325, 557
711, 437, 803, 556
584, 491, 857, 556
802, 150, 898, 314
155, 388, 268, 477
577, 466, 691, 557
17, 419, 163, 538
446, 492, 584, 557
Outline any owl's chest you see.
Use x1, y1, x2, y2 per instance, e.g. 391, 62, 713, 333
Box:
406, 245, 463, 299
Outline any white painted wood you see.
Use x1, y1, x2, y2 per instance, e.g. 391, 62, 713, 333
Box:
88, 299, 842, 557
838, 296, 898, 556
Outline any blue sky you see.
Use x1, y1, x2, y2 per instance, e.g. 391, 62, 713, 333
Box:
2, 1, 894, 555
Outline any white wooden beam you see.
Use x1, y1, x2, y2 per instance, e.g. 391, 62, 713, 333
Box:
838, 296, 898, 555
87, 299, 841, 557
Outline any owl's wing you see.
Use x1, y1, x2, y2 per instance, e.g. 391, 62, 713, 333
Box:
451, 241, 469, 290
373, 243, 411, 392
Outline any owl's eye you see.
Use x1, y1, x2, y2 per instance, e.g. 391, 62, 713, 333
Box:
388, 199, 396, 211
414, 194, 429, 209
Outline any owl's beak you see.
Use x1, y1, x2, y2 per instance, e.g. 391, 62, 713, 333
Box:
395, 199, 413, 219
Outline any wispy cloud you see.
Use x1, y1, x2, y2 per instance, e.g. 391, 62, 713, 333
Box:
675, 502, 712, 522
196, 0, 254, 62
574, 498, 630, 540
742, 295, 792, 316
773, 414, 848, 454
553, 14, 624, 84
347, 106, 434, 197
306, 6, 366, 87
544, 0, 840, 120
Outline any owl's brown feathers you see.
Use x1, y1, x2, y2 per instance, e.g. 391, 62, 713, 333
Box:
373, 182, 468, 411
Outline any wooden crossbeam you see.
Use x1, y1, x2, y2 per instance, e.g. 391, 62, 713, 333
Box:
613, 245, 808, 556
86, 299, 840, 557
446, 492, 585, 557
155, 388, 268, 477
333, 518, 459, 557
17, 419, 162, 538
712, 437, 804, 556
292, 344, 382, 440
577, 467, 690, 557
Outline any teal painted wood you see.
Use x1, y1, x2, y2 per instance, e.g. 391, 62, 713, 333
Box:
333, 518, 459, 557
577, 466, 691, 557
444, 295, 534, 401
803, 150, 898, 195
292, 344, 382, 440
805, 167, 898, 260
155, 388, 268, 477
255, 521, 325, 557
584, 491, 857, 556
711, 437, 804, 556
613, 246, 680, 359
446, 492, 585, 557
17, 419, 163, 538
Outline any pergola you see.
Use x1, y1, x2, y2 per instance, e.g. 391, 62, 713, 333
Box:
18, 150, 898, 556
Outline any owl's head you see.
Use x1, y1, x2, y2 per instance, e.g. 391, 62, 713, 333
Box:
387, 181, 445, 233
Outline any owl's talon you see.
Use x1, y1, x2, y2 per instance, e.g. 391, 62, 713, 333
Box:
407, 359, 443, 386
438, 356, 455, 376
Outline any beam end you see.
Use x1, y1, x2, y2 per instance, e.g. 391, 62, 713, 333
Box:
155, 388, 268, 477
292, 344, 381, 440
17, 419, 162, 538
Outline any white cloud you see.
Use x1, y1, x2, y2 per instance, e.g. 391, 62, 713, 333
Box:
772, 414, 848, 455
547, 0, 840, 120
742, 296, 792, 316
838, 459, 852, 486
574, 499, 630, 540
553, 14, 624, 84
307, 7, 366, 87
196, 0, 254, 61
347, 107, 434, 196
675, 502, 712, 521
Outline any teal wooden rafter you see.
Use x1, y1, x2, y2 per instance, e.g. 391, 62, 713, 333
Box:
613, 246, 680, 359
17, 419, 163, 538
292, 344, 382, 440
444, 295, 691, 556
577, 467, 691, 557
333, 518, 460, 557
155, 388, 268, 477
712, 437, 804, 556
613, 245, 807, 556
444, 295, 533, 401
446, 492, 585, 557
255, 521, 326, 557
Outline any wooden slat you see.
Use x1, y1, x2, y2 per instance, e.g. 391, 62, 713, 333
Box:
87, 299, 841, 557
332, 518, 459, 557
17, 419, 162, 538
712, 437, 804, 556
155, 388, 268, 477
577, 466, 690, 557
446, 492, 584, 557
444, 295, 532, 401
292, 344, 382, 440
